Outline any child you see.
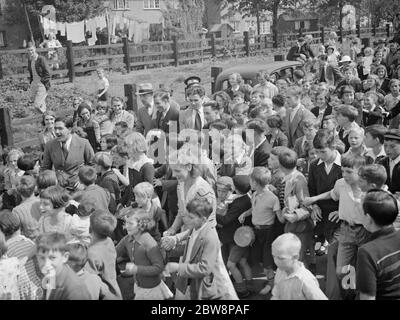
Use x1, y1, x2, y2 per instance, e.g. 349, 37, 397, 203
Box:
96, 68, 109, 102
265, 115, 288, 148
270, 233, 327, 300
217, 175, 252, 298
215, 176, 235, 217
77, 102, 101, 151
231, 103, 249, 126
357, 164, 387, 192
94, 101, 113, 137
362, 92, 387, 126
87, 210, 122, 299
165, 198, 237, 300
3, 149, 24, 208
78, 166, 111, 214
278, 148, 314, 268
133, 182, 168, 242
36, 170, 58, 193
35, 232, 91, 299
364, 125, 387, 162
232, 91, 245, 105
99, 135, 118, 153
363, 47, 374, 77
294, 119, 317, 159
326, 45, 338, 66
357, 189, 400, 300
117, 208, 172, 300
355, 53, 367, 81
311, 93, 332, 127
384, 79, 400, 129
38, 186, 73, 236
17, 153, 40, 179
95, 152, 120, 215
69, 199, 96, 246
238, 167, 280, 295
268, 147, 286, 195
304, 154, 370, 284
297, 146, 318, 179
337, 104, 360, 152
12, 175, 40, 239
67, 242, 118, 300
344, 127, 373, 162
114, 121, 131, 141
272, 94, 286, 122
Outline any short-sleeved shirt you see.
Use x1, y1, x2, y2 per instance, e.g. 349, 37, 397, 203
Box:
330, 178, 364, 225
356, 226, 400, 299
271, 262, 328, 300
251, 187, 280, 226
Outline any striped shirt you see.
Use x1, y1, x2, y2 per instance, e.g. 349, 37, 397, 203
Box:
356, 226, 400, 299
7, 235, 43, 300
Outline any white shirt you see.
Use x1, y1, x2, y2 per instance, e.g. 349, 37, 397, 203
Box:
60, 135, 72, 152
191, 107, 205, 129
317, 150, 341, 175
162, 104, 170, 118
289, 104, 301, 123
390, 154, 400, 179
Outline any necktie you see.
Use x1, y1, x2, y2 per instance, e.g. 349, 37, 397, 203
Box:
320, 66, 326, 82
157, 112, 164, 128
194, 110, 202, 130
61, 141, 69, 159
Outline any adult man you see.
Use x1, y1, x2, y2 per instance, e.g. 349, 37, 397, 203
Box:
41, 116, 95, 191
286, 37, 311, 63
27, 43, 51, 114
203, 101, 221, 126
246, 119, 271, 167
153, 90, 179, 133
284, 86, 316, 147
315, 54, 344, 88
377, 129, 400, 193
252, 70, 279, 100
136, 83, 156, 136
179, 85, 207, 131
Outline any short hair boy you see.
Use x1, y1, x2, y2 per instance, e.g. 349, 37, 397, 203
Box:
358, 164, 387, 192
79, 166, 110, 213
364, 125, 387, 162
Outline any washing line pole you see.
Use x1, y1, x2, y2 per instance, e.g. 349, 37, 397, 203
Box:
21, 0, 34, 44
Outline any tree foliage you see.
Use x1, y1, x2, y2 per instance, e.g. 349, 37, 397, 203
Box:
163, 0, 205, 39
370, 0, 400, 24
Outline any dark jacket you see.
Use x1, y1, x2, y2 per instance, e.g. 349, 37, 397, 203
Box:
155, 105, 180, 133
362, 105, 387, 127
254, 138, 271, 167
217, 194, 251, 245
266, 130, 289, 148
28, 55, 51, 90
336, 79, 363, 93
311, 105, 333, 126
377, 156, 400, 193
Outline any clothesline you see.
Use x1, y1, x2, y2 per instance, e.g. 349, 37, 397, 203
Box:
40, 11, 151, 45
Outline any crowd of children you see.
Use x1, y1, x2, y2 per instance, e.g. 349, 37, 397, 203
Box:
1, 34, 400, 300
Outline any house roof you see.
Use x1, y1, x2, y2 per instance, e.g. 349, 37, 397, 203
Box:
209, 23, 234, 33
279, 13, 319, 21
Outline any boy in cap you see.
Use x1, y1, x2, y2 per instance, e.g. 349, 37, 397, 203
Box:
136, 83, 156, 136
377, 129, 400, 194
217, 175, 253, 298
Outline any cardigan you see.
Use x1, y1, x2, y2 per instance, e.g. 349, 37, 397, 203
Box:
28, 55, 51, 90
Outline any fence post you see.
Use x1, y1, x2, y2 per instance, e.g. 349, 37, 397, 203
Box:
356, 23, 361, 38
124, 84, 138, 113
244, 31, 250, 57
0, 55, 3, 80
372, 24, 376, 37
0, 107, 13, 147
273, 28, 278, 48
172, 35, 179, 67
122, 37, 131, 74
298, 27, 303, 37
386, 23, 391, 38
210, 33, 216, 58
211, 67, 223, 94
264, 34, 268, 49
66, 40, 75, 83
320, 27, 325, 44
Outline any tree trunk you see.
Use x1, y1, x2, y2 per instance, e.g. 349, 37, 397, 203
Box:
256, 1, 261, 35
272, 0, 280, 44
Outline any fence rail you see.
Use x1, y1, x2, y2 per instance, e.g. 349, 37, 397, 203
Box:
0, 24, 394, 148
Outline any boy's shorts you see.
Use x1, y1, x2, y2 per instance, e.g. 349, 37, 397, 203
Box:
228, 244, 249, 263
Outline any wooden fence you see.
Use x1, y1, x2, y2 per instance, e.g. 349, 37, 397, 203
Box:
0, 24, 394, 149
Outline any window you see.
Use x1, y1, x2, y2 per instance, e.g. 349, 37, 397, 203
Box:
260, 21, 270, 34
143, 0, 160, 9
114, 0, 129, 10
304, 20, 310, 30
0, 31, 6, 47
232, 21, 240, 33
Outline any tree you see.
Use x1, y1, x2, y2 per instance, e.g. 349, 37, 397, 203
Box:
369, 0, 400, 25
163, 0, 205, 39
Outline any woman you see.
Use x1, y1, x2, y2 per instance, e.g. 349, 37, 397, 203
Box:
224, 73, 252, 102
338, 85, 363, 126
374, 65, 391, 95
76, 102, 101, 152
38, 111, 57, 152
164, 146, 217, 236
311, 92, 332, 127
120, 132, 156, 207
72, 96, 84, 124
212, 91, 231, 115
109, 97, 135, 130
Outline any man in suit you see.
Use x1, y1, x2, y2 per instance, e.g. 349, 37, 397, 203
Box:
136, 83, 156, 136
284, 86, 316, 147
41, 116, 95, 191
315, 54, 345, 87
286, 37, 309, 62
27, 43, 51, 114
203, 101, 221, 127
378, 129, 400, 193
246, 119, 271, 167
153, 90, 179, 133
179, 85, 207, 131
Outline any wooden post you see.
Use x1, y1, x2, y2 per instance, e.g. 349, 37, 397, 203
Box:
298, 27, 303, 37
0, 107, 13, 147
386, 23, 391, 38
273, 28, 278, 48
320, 27, 325, 44
172, 35, 179, 67
244, 31, 250, 57
124, 84, 138, 113
211, 67, 223, 94
356, 23, 361, 39
66, 40, 75, 83
122, 37, 131, 73
372, 24, 376, 37
264, 34, 268, 49
0, 56, 3, 80
210, 33, 216, 58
